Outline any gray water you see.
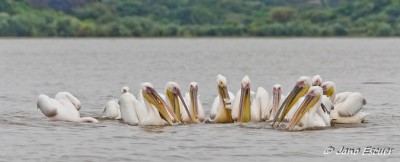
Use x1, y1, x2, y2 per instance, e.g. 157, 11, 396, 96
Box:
0, 38, 399, 161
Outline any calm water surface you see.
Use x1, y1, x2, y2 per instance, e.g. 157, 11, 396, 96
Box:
0, 38, 399, 161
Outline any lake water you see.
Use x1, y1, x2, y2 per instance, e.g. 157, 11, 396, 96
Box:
0, 38, 399, 161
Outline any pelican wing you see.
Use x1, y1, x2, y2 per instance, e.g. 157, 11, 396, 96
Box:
333, 92, 351, 105
334, 92, 365, 117
55, 92, 81, 111
37, 94, 58, 117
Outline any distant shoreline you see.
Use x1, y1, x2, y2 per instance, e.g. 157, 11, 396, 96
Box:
1, 1, 400, 37
0, 36, 399, 39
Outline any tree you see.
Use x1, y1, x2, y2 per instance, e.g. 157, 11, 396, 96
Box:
332, 23, 348, 36
270, 7, 296, 23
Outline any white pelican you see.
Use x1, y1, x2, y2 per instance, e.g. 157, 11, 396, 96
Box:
211, 74, 235, 123
232, 76, 268, 122
262, 84, 285, 121
119, 82, 179, 126
183, 82, 205, 123
321, 81, 368, 124
272, 76, 311, 127
37, 92, 98, 123
286, 86, 331, 131
312, 75, 323, 86
232, 76, 252, 122
100, 86, 129, 120
165, 82, 194, 123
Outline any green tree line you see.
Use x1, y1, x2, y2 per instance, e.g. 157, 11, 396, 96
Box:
1, 0, 400, 37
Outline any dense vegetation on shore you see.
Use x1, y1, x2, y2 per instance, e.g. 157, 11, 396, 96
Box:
1, 0, 400, 37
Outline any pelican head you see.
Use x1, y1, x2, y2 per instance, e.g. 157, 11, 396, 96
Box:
216, 74, 232, 109
321, 81, 336, 97
286, 86, 322, 131
238, 75, 251, 122
141, 82, 179, 125
273, 84, 282, 95
312, 75, 322, 86
165, 82, 192, 123
121, 86, 130, 94
189, 82, 199, 121
272, 76, 311, 127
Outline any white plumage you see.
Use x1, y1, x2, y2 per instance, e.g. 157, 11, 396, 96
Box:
37, 92, 98, 123
250, 87, 269, 122
322, 81, 368, 124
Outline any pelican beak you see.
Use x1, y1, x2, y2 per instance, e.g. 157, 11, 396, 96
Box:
272, 84, 310, 127
143, 86, 180, 125
238, 83, 251, 122
190, 85, 199, 122
166, 89, 181, 122
218, 85, 231, 109
168, 87, 193, 123
286, 95, 320, 131
271, 91, 280, 118
323, 87, 334, 97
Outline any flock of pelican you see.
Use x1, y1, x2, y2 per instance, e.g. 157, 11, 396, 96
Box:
36, 74, 368, 131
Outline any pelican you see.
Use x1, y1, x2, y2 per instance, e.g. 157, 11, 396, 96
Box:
232, 76, 267, 122
165, 82, 194, 123
232, 76, 252, 122
312, 75, 323, 86
272, 76, 311, 127
286, 86, 331, 131
100, 86, 129, 120
183, 82, 205, 123
119, 82, 179, 126
262, 84, 285, 121
321, 81, 368, 124
211, 74, 235, 123
37, 92, 98, 123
